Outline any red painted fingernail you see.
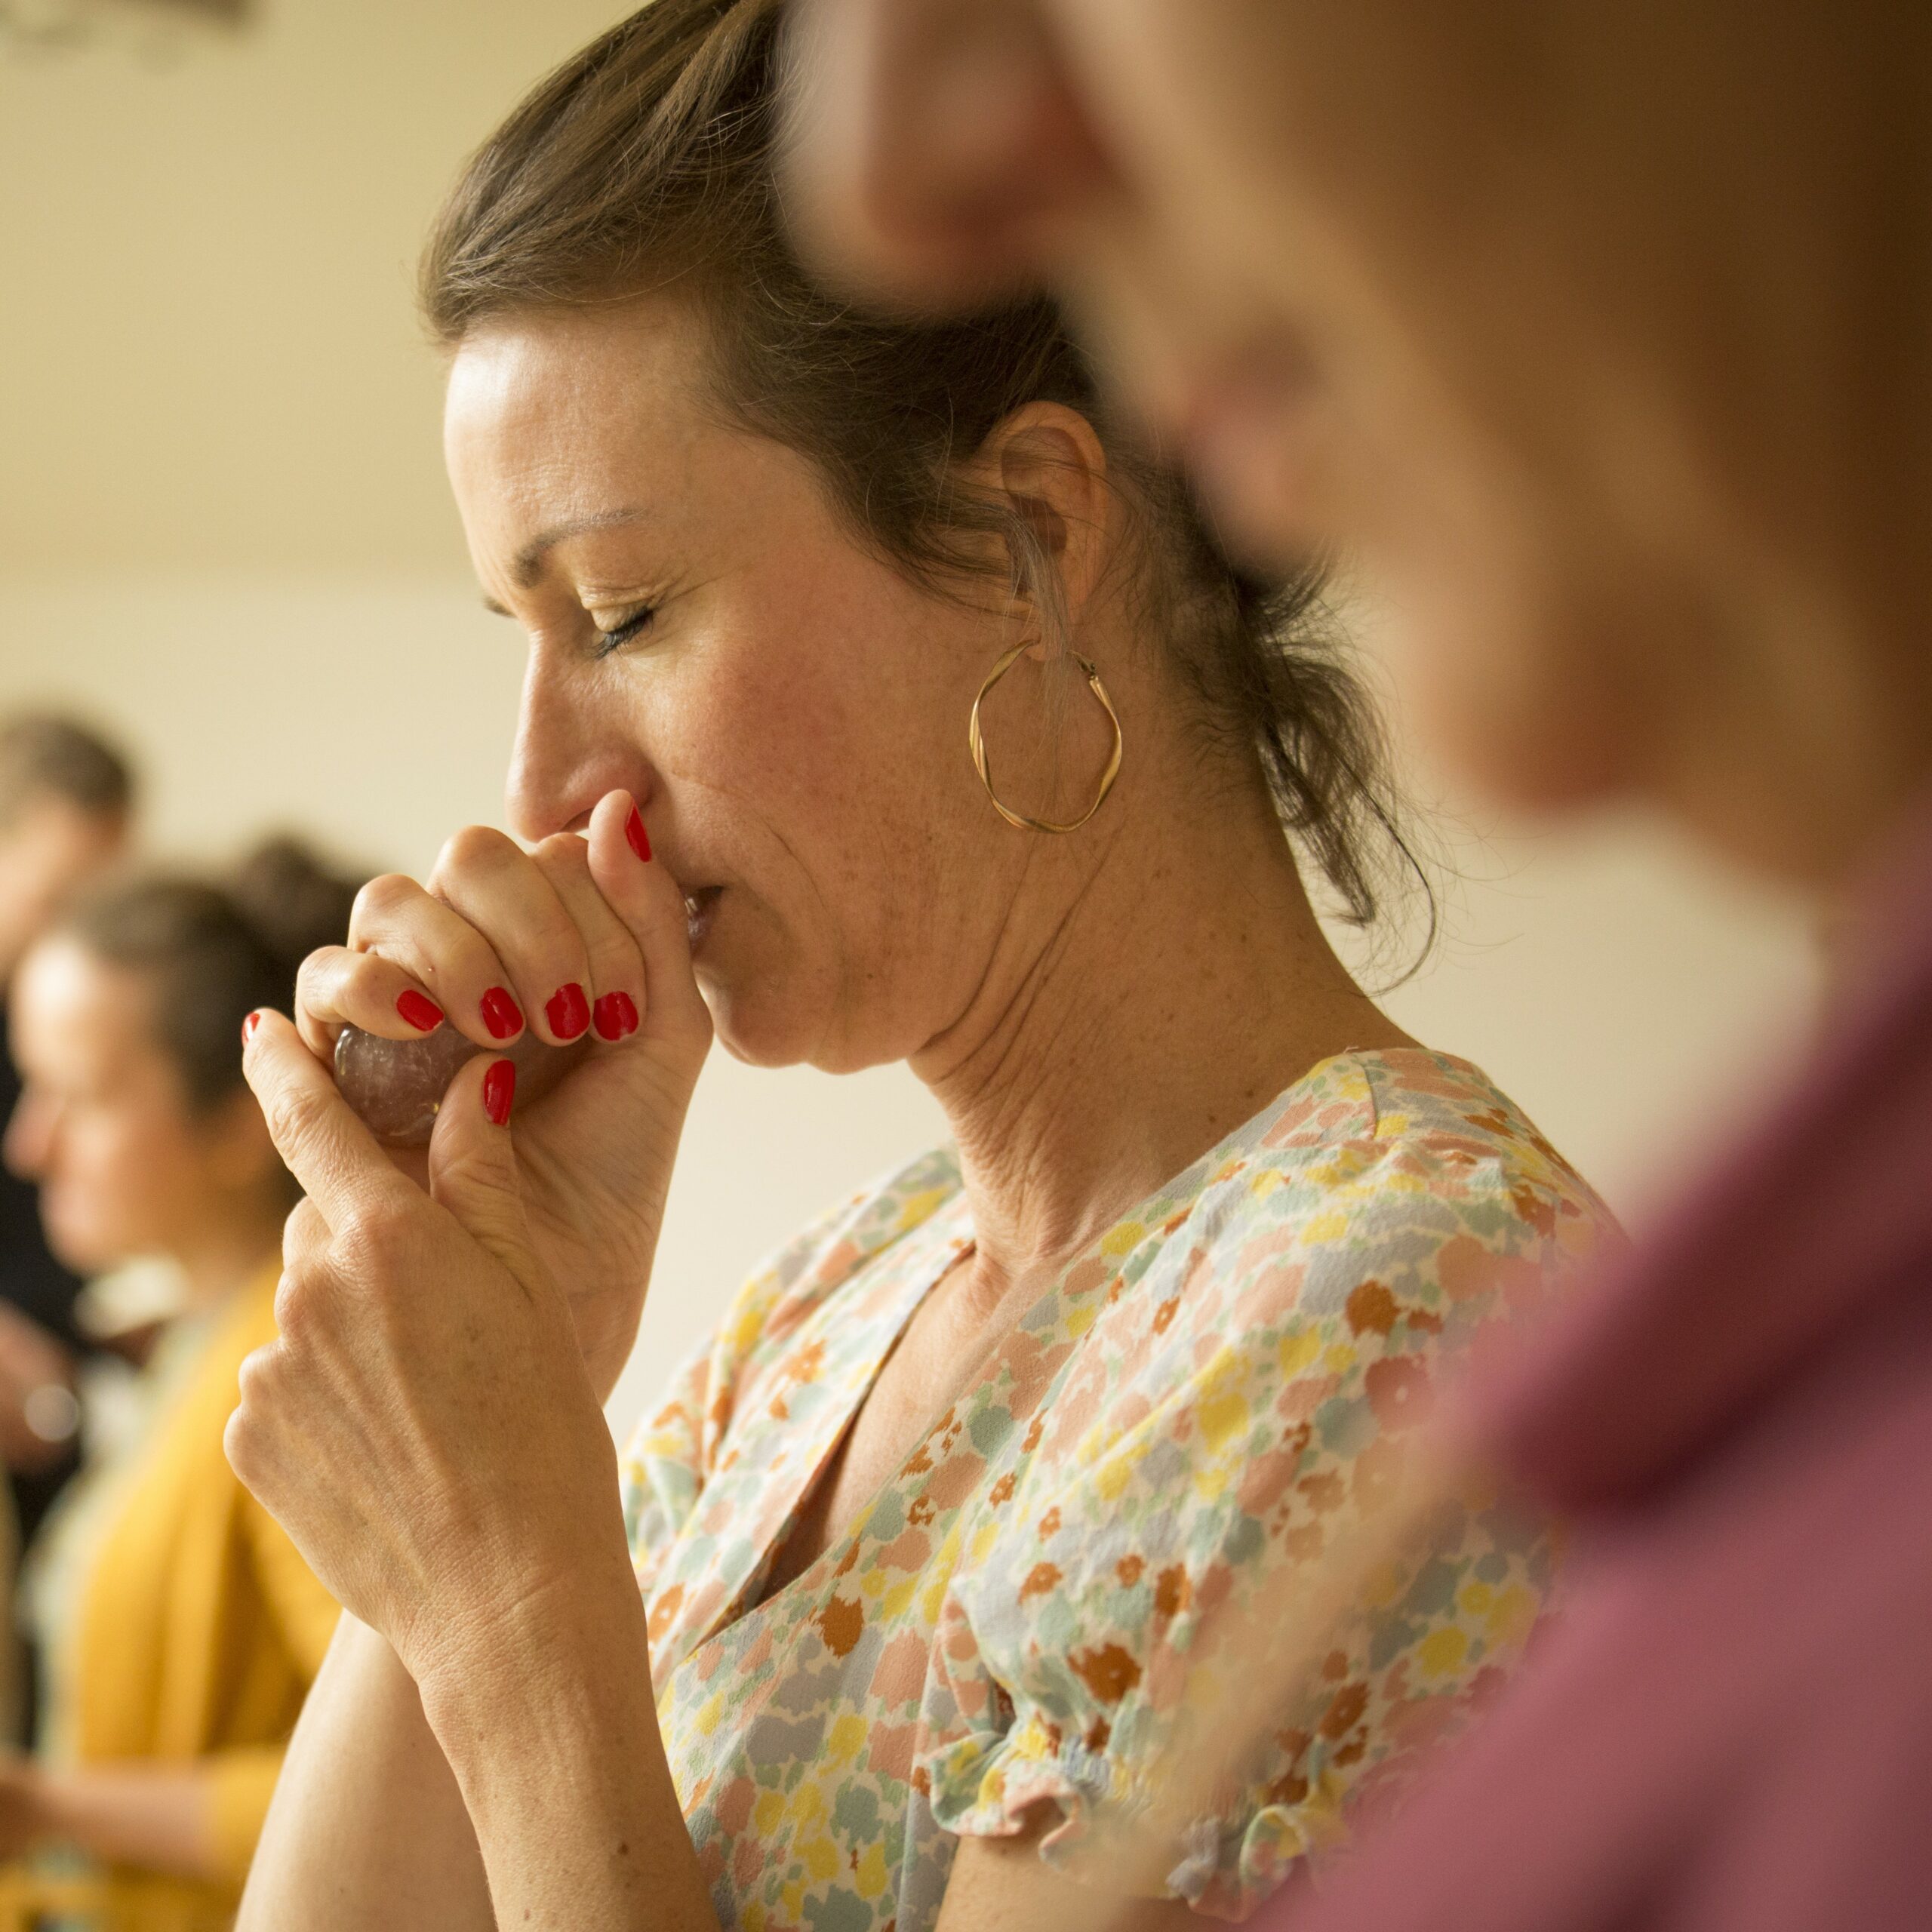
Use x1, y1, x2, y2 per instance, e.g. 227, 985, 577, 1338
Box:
480, 986, 523, 1040
482, 1057, 516, 1127
546, 981, 590, 1039
242, 1011, 262, 1044
396, 989, 445, 1033
593, 990, 638, 1040
626, 805, 652, 864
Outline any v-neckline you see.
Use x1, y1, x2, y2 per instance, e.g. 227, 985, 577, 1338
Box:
647, 1048, 1448, 1676
681, 1200, 978, 1653
753, 1236, 980, 1611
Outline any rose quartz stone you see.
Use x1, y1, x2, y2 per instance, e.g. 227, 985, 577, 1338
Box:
334, 1023, 588, 1146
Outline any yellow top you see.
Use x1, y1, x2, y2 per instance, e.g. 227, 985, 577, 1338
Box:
52, 1261, 338, 1927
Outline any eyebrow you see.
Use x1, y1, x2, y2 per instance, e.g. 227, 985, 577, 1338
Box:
481, 507, 651, 613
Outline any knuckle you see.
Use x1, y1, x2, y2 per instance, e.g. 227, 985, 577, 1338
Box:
272, 1263, 317, 1339
338, 1191, 414, 1260
440, 823, 516, 877
282, 1196, 325, 1259
537, 831, 593, 884
223, 1406, 256, 1483
352, 872, 419, 937
263, 1080, 328, 1155
234, 1338, 282, 1409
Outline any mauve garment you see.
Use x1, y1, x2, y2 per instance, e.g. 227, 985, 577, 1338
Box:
1262, 811, 1932, 1932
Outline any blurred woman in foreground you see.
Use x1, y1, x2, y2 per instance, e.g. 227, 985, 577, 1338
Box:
0, 842, 347, 1930
783, 2, 1932, 1928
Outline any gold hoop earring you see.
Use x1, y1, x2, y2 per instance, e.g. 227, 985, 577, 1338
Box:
968, 642, 1124, 834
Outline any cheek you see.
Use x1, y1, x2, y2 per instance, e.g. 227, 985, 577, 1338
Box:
673, 576, 965, 877
48, 1115, 198, 1251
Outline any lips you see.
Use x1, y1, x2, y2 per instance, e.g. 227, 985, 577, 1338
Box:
683, 886, 721, 950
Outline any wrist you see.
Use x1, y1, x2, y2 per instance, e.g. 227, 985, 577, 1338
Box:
410, 1535, 648, 1773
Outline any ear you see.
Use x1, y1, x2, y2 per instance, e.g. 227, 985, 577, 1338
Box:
971, 401, 1118, 638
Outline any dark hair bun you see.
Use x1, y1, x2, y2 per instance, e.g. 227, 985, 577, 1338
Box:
227, 836, 363, 988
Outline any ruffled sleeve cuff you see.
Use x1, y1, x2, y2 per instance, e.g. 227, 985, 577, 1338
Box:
924, 1715, 1352, 1922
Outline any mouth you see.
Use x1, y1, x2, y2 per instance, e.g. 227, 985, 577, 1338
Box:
683, 886, 721, 951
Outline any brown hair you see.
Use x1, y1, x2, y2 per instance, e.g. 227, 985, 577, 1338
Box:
63, 837, 361, 1118
421, 0, 1426, 937
0, 714, 133, 832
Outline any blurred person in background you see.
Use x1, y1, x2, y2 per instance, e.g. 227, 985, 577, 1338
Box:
0, 839, 348, 1930
212, 7, 1619, 1931
781, 1, 1932, 1929
0, 716, 133, 1742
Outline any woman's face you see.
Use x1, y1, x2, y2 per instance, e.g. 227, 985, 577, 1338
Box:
443, 300, 1041, 1072
4, 939, 235, 1273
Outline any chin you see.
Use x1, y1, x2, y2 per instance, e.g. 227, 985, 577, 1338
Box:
700, 965, 899, 1077
42, 1211, 119, 1280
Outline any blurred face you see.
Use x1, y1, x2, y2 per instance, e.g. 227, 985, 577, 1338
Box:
783, 0, 1835, 866
444, 299, 1045, 1072
0, 796, 125, 986
4, 939, 238, 1273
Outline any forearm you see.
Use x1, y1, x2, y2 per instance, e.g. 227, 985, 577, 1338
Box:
32, 1764, 220, 1881
237, 1615, 494, 1932
417, 1545, 718, 1932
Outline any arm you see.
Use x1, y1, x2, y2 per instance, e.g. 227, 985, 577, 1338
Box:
237, 1618, 494, 1930
3, 1758, 217, 1882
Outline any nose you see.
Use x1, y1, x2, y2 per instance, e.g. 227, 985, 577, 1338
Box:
782, 0, 1116, 310
505, 646, 658, 843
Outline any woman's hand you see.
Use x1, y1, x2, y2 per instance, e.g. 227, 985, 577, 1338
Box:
0, 1750, 49, 1861
226, 1023, 639, 1689
291, 789, 711, 1400
226, 1024, 724, 1932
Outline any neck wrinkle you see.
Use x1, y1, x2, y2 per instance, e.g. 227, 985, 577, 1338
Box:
913, 782, 1412, 1299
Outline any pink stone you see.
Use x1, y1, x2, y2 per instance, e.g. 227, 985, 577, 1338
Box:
334, 1023, 589, 1146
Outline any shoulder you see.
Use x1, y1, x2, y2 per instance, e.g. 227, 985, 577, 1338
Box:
1186, 1049, 1620, 1318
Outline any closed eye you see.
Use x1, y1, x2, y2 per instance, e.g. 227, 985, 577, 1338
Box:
592, 608, 656, 657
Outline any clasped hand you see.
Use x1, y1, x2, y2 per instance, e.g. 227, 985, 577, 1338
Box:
224, 789, 711, 1683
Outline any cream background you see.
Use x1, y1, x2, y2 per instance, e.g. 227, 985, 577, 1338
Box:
2, 1, 1820, 1430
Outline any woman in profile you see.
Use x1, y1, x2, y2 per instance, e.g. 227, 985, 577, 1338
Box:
0, 841, 349, 1930
223, 6, 1615, 1930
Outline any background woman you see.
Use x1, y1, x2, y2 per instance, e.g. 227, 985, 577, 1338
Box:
782, 2, 1932, 1929
0, 841, 349, 1930
224, 6, 1615, 1930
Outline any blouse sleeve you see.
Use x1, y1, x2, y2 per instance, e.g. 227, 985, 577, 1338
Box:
921, 1139, 1598, 1921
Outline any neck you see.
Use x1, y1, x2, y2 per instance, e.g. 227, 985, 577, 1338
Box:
912, 774, 1412, 1289
168, 1195, 285, 1314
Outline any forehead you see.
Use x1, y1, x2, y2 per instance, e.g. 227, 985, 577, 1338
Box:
441, 297, 721, 529
13, 937, 149, 1064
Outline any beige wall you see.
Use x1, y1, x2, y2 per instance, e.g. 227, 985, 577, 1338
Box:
1, 2, 1820, 1432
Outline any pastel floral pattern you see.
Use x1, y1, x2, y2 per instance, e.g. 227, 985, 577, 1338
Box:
622, 1051, 1617, 1929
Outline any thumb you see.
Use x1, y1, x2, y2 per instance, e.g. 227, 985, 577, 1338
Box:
426, 1054, 536, 1281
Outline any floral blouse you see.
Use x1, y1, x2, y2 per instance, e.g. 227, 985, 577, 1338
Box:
621, 1051, 1617, 1930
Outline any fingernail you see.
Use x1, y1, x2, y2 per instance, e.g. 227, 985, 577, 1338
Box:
593, 991, 638, 1041
396, 989, 445, 1033
242, 1011, 262, 1044
626, 805, 652, 864
480, 986, 523, 1040
546, 981, 590, 1040
482, 1058, 516, 1127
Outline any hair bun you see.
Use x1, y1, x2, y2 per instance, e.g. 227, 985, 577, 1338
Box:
226, 836, 365, 986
